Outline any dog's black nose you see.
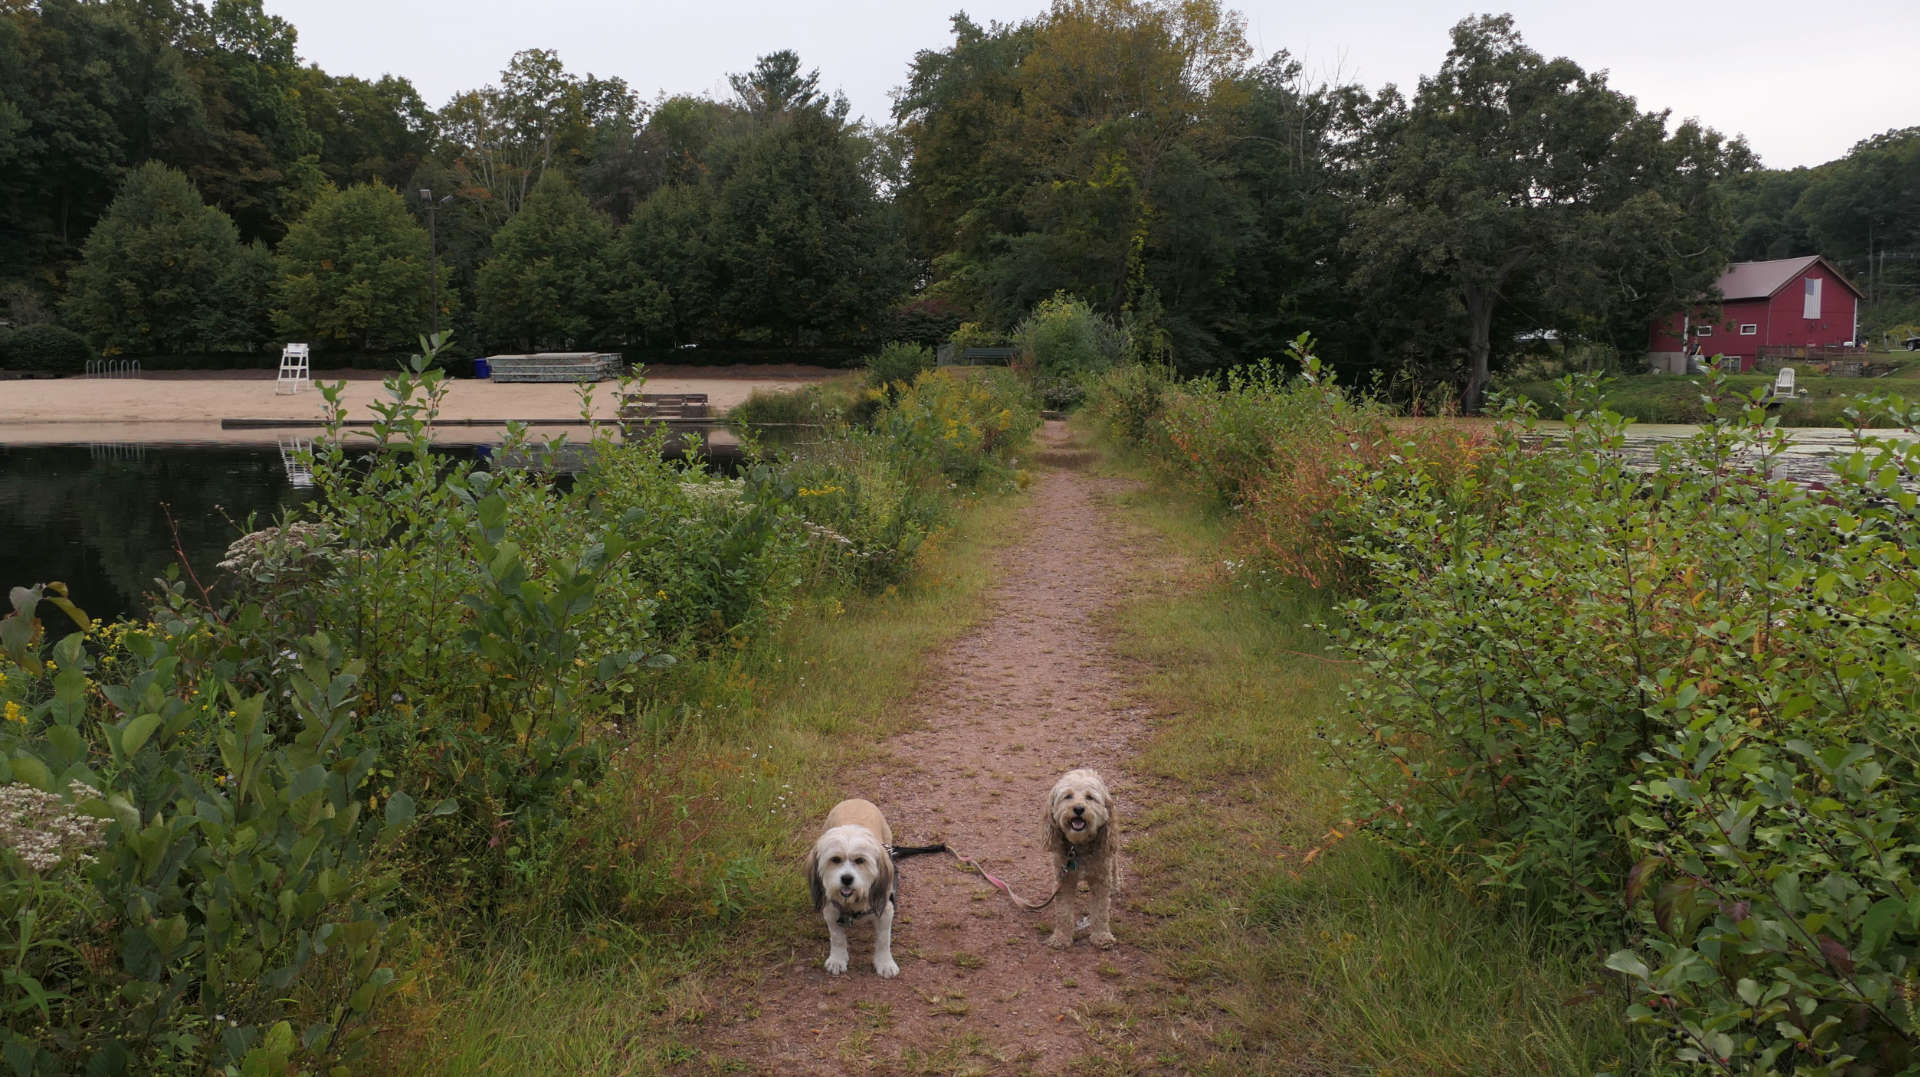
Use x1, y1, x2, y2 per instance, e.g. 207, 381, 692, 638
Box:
840, 873, 854, 886
1072, 805, 1085, 816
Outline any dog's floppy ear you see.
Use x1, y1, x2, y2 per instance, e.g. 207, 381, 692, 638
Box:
873, 846, 896, 907
1041, 790, 1068, 857
805, 846, 825, 912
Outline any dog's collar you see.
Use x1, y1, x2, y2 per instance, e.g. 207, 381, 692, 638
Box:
833, 889, 896, 926
1060, 829, 1104, 873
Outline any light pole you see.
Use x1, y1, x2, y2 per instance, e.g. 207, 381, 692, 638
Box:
419, 188, 452, 338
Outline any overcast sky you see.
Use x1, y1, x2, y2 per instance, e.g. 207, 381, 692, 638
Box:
267, 0, 1917, 170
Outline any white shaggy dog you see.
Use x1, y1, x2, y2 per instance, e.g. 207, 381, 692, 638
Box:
1043, 768, 1118, 949
806, 798, 899, 977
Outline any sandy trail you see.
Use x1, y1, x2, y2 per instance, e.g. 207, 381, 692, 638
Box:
710, 421, 1164, 1074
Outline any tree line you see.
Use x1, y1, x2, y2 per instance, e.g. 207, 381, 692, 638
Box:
1723, 126, 1920, 329
2, 0, 1914, 396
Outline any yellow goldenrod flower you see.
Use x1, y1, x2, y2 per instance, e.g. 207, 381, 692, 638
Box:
3, 701, 23, 725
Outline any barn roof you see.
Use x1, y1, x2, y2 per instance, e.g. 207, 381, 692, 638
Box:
1716, 256, 1865, 301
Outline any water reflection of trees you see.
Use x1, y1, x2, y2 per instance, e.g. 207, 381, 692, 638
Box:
0, 447, 305, 628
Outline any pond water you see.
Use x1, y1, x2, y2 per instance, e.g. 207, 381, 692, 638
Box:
0, 441, 312, 632
1, 433, 744, 632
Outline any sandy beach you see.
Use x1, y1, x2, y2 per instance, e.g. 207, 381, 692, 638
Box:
0, 364, 838, 446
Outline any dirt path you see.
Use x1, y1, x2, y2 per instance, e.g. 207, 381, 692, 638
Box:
710, 421, 1166, 1074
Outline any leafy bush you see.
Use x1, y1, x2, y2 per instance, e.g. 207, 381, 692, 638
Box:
946, 321, 1006, 354
863, 341, 934, 393
1152, 341, 1354, 508
0, 586, 431, 1073
1013, 293, 1127, 379
0, 325, 91, 372
728, 377, 883, 435
874, 368, 1040, 489
740, 368, 1038, 590
1601, 393, 1920, 1073
1085, 359, 1177, 448
1325, 373, 1920, 1071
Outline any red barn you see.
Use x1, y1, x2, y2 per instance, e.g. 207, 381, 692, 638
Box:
1648, 255, 1864, 372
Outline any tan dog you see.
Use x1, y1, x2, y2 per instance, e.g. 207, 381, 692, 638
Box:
806, 798, 899, 977
1043, 768, 1117, 948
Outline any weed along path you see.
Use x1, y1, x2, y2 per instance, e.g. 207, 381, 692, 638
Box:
710, 421, 1168, 1074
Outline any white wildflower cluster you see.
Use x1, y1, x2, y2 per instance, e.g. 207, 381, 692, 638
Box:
217, 520, 338, 583
0, 780, 107, 872
677, 479, 745, 503
800, 522, 855, 548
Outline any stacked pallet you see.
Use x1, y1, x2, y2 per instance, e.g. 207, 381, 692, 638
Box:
618, 392, 711, 420
486, 352, 624, 382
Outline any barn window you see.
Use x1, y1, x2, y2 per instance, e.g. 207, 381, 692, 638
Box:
1694, 325, 1714, 337
1739, 324, 1758, 335
1804, 277, 1822, 318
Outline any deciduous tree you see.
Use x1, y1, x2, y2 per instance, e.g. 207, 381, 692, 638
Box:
275, 183, 430, 351
62, 162, 252, 354
435, 49, 637, 227
476, 172, 617, 350
1347, 15, 1748, 411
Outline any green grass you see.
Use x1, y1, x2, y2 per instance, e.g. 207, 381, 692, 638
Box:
373, 490, 1027, 1075
1503, 352, 1920, 425
1087, 427, 1650, 1074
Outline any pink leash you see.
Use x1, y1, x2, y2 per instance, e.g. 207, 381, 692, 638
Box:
949, 849, 1058, 909
889, 841, 1059, 909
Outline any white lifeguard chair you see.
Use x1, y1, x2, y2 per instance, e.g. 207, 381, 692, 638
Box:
276, 342, 311, 394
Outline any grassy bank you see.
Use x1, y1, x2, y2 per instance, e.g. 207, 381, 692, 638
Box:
1503, 353, 1920, 425
1089, 430, 1647, 1074
377, 490, 1027, 1074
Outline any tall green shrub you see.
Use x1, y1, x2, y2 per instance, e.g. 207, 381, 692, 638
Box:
0, 587, 432, 1073
0, 324, 90, 372
1323, 372, 1920, 1071
863, 341, 933, 393
1014, 292, 1128, 378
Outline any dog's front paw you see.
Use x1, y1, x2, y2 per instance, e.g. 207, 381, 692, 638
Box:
874, 954, 899, 978
1045, 930, 1073, 950
824, 954, 848, 975
1091, 930, 1115, 949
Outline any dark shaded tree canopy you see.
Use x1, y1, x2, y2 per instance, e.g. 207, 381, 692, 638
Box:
0, 0, 1897, 388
